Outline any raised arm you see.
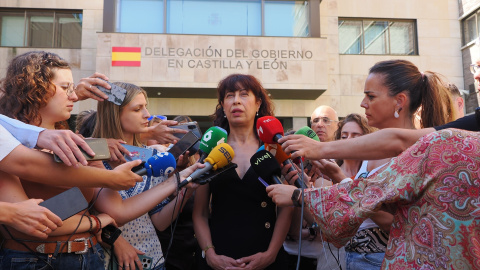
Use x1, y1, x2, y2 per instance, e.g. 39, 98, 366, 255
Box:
280, 128, 434, 161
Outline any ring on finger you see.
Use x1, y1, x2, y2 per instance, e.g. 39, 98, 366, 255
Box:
41, 226, 49, 233
125, 265, 130, 268
89, 84, 93, 90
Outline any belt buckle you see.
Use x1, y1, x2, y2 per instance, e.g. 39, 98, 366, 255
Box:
72, 237, 89, 254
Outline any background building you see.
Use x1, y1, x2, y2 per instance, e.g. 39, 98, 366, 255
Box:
0, 0, 476, 131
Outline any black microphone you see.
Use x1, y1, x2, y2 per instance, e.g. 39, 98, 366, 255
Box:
250, 150, 283, 185
195, 163, 238, 185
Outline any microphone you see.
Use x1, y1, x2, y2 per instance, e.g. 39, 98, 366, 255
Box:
178, 143, 234, 188
256, 116, 284, 144
134, 152, 176, 177
198, 126, 228, 163
265, 143, 307, 189
194, 163, 238, 185
250, 150, 283, 185
295, 126, 320, 141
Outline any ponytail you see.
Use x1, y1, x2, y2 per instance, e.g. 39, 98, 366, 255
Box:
418, 72, 455, 128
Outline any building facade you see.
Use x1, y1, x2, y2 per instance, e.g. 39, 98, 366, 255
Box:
0, 0, 474, 131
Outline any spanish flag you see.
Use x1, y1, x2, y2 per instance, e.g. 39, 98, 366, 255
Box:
112, 47, 141, 67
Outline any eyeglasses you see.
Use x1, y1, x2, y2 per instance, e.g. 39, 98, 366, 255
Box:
470, 64, 480, 75
54, 82, 75, 97
311, 117, 338, 126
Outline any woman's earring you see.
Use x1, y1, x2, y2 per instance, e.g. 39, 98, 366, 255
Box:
256, 111, 259, 116
394, 110, 400, 119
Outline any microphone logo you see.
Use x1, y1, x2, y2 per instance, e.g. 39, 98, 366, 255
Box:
218, 146, 233, 163
203, 130, 213, 142
257, 126, 263, 135
253, 151, 273, 165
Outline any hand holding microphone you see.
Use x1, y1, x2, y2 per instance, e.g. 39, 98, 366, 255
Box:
133, 152, 176, 177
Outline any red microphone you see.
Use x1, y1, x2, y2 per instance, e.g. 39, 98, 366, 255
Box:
256, 116, 284, 144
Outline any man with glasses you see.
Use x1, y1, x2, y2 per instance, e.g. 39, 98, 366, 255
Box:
310, 105, 339, 142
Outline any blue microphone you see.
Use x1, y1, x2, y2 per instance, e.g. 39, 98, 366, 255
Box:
134, 152, 176, 177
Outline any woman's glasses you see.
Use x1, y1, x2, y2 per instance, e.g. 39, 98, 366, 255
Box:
54, 83, 75, 97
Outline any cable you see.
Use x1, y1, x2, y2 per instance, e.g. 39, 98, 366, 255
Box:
151, 188, 187, 269
295, 158, 304, 270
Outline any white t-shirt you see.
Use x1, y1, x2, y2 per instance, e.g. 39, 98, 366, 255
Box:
0, 124, 21, 162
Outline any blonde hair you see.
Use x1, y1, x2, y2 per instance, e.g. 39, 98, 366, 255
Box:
92, 82, 147, 146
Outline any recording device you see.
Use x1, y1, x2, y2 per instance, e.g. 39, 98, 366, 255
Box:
39, 187, 88, 221
167, 131, 200, 160
295, 126, 320, 173
54, 138, 111, 163
250, 150, 283, 185
172, 121, 202, 139
111, 255, 153, 270
122, 144, 157, 163
198, 126, 228, 163
101, 225, 122, 246
265, 143, 307, 189
178, 143, 234, 188
95, 79, 127, 106
194, 163, 238, 185
134, 152, 176, 177
256, 116, 285, 144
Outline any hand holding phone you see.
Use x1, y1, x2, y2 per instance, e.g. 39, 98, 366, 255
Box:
95, 79, 127, 105
39, 187, 88, 221
54, 138, 111, 163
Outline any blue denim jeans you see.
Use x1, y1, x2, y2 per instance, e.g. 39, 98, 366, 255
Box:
0, 243, 105, 270
345, 251, 384, 270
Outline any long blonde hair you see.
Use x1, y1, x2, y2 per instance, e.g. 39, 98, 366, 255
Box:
92, 82, 147, 146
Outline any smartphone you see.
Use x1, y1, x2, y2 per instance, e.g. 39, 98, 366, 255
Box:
167, 131, 200, 160
111, 255, 153, 270
95, 79, 127, 106
39, 187, 88, 221
172, 121, 202, 139
121, 144, 157, 163
54, 138, 111, 163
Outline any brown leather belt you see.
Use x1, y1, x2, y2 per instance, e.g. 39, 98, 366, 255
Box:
2, 233, 97, 254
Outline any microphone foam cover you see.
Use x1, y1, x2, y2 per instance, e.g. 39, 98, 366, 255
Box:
204, 143, 234, 170
250, 150, 281, 183
147, 152, 176, 177
256, 116, 284, 144
265, 143, 291, 164
199, 126, 228, 154
295, 126, 320, 141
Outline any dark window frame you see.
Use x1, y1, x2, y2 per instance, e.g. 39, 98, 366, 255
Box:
338, 18, 418, 55
0, 8, 82, 49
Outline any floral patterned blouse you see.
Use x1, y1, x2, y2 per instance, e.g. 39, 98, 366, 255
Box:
304, 129, 480, 269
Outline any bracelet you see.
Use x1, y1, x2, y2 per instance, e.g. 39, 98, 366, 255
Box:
175, 171, 181, 192
201, 244, 215, 259
86, 215, 93, 232
90, 215, 102, 234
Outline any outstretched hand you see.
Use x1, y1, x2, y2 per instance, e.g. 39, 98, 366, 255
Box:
37, 129, 94, 167
74, 72, 111, 101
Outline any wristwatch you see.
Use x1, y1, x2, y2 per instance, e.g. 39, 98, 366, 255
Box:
291, 188, 302, 207
308, 222, 318, 241
201, 245, 214, 259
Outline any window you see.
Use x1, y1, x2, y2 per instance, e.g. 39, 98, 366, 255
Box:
338, 18, 417, 55
462, 10, 480, 45
117, 0, 310, 37
0, 9, 82, 48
